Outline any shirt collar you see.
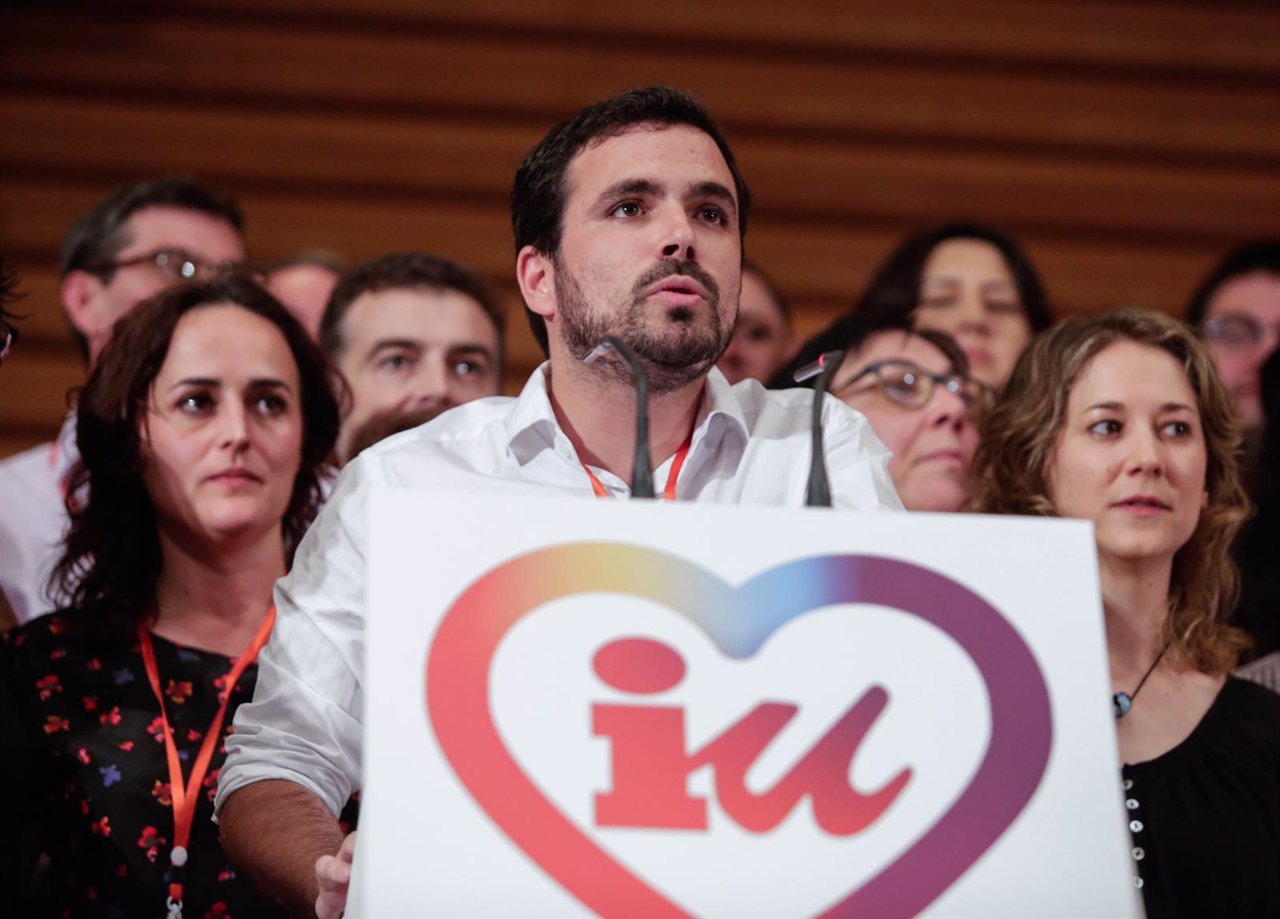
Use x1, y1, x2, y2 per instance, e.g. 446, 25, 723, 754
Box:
504, 362, 750, 467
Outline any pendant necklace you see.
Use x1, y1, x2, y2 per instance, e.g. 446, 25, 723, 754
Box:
1113, 641, 1170, 719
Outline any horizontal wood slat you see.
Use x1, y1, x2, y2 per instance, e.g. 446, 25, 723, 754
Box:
3, 95, 1277, 245
3, 11, 1279, 167
46, 0, 1280, 80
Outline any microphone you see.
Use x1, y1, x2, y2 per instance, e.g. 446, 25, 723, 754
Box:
793, 350, 846, 508
583, 336, 656, 498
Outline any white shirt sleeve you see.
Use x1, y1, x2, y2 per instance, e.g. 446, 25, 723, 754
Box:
215, 458, 374, 819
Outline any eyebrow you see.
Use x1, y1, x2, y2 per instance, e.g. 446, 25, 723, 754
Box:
688, 180, 738, 215
366, 338, 424, 359
597, 178, 663, 205
169, 376, 292, 391
1085, 401, 1195, 413
595, 178, 738, 216
447, 343, 496, 360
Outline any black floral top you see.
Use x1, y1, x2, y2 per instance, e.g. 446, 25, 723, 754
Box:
1, 608, 356, 919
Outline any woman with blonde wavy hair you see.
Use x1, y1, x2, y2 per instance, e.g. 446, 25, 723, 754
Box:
973, 308, 1279, 918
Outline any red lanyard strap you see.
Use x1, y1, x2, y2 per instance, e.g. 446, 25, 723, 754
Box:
138, 605, 277, 915
583, 436, 692, 501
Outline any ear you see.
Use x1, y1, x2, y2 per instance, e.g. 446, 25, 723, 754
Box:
61, 270, 106, 338
516, 246, 556, 323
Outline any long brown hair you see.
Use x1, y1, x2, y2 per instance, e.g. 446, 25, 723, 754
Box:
53, 275, 340, 626
972, 308, 1249, 674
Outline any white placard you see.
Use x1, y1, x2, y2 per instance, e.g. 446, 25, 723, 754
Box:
352, 493, 1141, 918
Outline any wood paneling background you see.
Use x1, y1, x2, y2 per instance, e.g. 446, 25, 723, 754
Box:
2, 0, 1278, 458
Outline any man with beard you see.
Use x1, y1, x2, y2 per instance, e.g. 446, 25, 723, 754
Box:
318, 251, 505, 465
216, 86, 901, 919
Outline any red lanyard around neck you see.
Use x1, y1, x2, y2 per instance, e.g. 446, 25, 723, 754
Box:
583, 435, 692, 501
137, 605, 277, 918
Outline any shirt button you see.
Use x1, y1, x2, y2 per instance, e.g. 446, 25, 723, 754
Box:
1125, 798, 1139, 810
1122, 779, 1133, 790
1134, 877, 1144, 889
1130, 819, 1144, 833
1132, 847, 1145, 861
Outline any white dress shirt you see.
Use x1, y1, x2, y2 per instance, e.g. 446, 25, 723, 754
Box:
216, 365, 902, 818
0, 414, 77, 623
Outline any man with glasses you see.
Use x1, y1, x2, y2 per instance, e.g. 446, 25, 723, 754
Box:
0, 177, 246, 623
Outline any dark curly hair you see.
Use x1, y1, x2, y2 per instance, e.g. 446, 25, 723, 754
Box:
52, 275, 340, 626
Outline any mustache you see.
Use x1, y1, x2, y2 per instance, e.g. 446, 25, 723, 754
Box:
630, 259, 720, 304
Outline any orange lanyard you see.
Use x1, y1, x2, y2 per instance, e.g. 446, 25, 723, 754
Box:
583, 436, 692, 501
137, 606, 276, 918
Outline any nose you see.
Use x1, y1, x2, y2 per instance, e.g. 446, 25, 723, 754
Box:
219, 400, 251, 451
1124, 427, 1165, 477
928, 383, 970, 433
412, 354, 453, 410
657, 204, 696, 262
953, 288, 990, 334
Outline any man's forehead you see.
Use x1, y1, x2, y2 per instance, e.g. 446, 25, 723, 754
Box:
122, 204, 245, 257
564, 123, 734, 202
346, 286, 497, 341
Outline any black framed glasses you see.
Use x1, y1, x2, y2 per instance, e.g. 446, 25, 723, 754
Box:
836, 360, 994, 414
1202, 313, 1280, 349
86, 248, 241, 283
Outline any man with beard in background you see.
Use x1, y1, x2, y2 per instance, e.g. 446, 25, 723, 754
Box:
317, 251, 505, 465
216, 86, 901, 919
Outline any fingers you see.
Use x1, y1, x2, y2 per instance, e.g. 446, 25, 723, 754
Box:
337, 829, 357, 862
314, 853, 351, 919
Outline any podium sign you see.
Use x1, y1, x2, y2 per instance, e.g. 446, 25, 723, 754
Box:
353, 493, 1140, 918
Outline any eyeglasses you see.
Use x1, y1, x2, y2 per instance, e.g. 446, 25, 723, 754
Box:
1202, 313, 1280, 350
87, 248, 241, 283
836, 360, 993, 413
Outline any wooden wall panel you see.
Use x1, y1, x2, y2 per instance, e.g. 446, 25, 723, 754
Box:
1, 0, 1278, 459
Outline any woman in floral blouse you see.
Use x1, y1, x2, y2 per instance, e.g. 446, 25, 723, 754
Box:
1, 276, 339, 918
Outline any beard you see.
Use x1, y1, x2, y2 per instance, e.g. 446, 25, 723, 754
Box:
555, 257, 730, 395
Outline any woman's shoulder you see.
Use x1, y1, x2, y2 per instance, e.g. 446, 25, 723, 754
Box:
4, 607, 131, 674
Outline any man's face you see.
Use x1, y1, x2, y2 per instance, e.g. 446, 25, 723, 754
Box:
333, 286, 501, 463
66, 205, 246, 364
548, 124, 742, 393
267, 263, 341, 340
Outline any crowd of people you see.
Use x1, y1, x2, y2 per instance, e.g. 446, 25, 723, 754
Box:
0, 85, 1276, 918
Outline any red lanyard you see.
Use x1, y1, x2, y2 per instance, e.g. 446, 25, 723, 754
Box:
583, 436, 691, 501
137, 606, 276, 918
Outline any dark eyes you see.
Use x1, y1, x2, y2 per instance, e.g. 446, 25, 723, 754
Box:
611, 201, 643, 218
177, 392, 215, 414
608, 201, 728, 225
174, 390, 289, 417
1086, 419, 1193, 438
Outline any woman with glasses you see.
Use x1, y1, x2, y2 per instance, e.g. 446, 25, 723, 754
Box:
1186, 240, 1280, 438
973, 308, 1279, 919
774, 311, 987, 512
0, 276, 339, 917
850, 222, 1053, 391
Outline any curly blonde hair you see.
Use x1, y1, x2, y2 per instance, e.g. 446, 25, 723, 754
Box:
972, 308, 1249, 674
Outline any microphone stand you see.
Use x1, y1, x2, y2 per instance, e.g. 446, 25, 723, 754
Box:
583, 336, 656, 498
793, 350, 846, 508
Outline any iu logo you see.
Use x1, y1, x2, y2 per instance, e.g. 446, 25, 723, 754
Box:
591, 637, 911, 835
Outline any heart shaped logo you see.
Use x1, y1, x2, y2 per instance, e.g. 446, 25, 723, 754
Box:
427, 544, 1052, 918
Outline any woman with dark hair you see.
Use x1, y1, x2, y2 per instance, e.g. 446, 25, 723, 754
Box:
0, 276, 340, 917
1185, 240, 1280, 435
774, 311, 987, 512
973, 308, 1279, 918
853, 221, 1052, 390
